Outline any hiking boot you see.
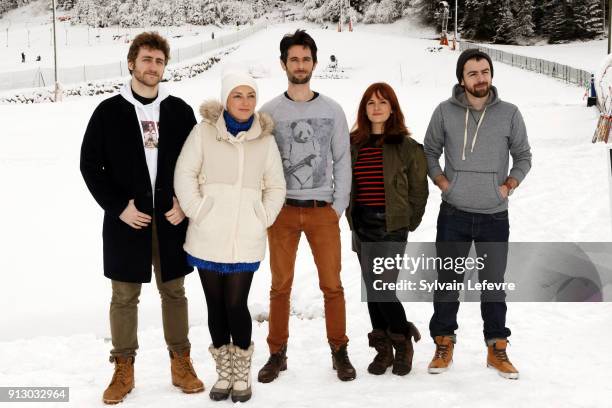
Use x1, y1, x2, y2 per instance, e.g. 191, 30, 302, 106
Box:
170, 350, 205, 393
257, 344, 287, 383
209, 344, 233, 401
102, 356, 134, 404
231, 342, 254, 403
387, 322, 421, 376
428, 335, 454, 374
487, 339, 519, 380
367, 329, 393, 375
331, 343, 356, 381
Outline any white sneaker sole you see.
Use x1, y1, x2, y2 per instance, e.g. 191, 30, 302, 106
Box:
428, 360, 452, 374
487, 363, 519, 380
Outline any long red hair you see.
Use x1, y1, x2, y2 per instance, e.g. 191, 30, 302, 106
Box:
350, 82, 410, 146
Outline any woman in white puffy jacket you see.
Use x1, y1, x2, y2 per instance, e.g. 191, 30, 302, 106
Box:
174, 71, 286, 403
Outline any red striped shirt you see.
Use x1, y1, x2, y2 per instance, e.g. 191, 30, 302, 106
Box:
354, 144, 385, 208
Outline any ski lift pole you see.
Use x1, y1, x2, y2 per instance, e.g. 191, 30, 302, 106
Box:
51, 0, 61, 102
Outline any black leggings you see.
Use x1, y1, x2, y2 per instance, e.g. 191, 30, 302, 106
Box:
352, 205, 412, 335
198, 269, 254, 350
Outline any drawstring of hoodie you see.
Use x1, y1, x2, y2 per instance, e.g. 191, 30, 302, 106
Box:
462, 106, 487, 161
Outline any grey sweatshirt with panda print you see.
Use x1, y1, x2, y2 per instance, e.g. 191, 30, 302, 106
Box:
259, 93, 351, 216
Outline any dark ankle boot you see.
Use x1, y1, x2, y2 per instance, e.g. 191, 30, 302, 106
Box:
257, 344, 287, 383
330, 343, 356, 381
367, 329, 394, 375
387, 322, 421, 376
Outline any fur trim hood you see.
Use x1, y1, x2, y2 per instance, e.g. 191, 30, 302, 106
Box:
199, 100, 274, 140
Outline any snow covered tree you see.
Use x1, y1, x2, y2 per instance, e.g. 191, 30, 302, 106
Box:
303, 0, 327, 23
493, 1, 516, 44
74, 0, 101, 27
172, 0, 187, 26
375, 0, 403, 23
512, 0, 535, 39
574, 0, 604, 39
350, 0, 370, 14
546, 0, 575, 43
57, 0, 76, 10
217, 1, 254, 25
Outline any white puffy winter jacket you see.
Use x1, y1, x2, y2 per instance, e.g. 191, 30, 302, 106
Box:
174, 100, 286, 263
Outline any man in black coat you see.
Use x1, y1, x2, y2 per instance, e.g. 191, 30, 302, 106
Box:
80, 32, 204, 404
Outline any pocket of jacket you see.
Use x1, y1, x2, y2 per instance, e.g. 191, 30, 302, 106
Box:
253, 200, 268, 229
194, 196, 214, 226
445, 171, 503, 211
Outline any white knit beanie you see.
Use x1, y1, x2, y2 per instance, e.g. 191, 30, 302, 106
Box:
220, 71, 258, 109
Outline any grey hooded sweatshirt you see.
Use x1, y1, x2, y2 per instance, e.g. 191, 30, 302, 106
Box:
424, 84, 532, 214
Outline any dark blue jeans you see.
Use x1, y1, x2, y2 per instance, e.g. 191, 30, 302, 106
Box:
429, 201, 512, 341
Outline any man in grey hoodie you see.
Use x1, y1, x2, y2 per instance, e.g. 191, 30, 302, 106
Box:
423, 49, 532, 380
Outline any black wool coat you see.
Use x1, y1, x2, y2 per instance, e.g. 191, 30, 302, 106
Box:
80, 93, 197, 283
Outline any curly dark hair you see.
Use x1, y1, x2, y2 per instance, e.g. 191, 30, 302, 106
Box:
127, 31, 170, 73
280, 29, 318, 64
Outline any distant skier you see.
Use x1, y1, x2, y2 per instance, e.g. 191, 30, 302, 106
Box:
21, 52, 25, 63
36, 55, 41, 62
328, 55, 338, 71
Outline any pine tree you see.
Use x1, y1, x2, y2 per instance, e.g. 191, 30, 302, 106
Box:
494, 1, 516, 43
57, 0, 76, 10
574, 0, 604, 39
173, 0, 187, 26
547, 0, 574, 43
350, 0, 369, 14
512, 0, 535, 39
201, 0, 217, 25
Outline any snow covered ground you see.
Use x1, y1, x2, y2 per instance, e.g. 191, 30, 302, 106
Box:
480, 38, 608, 73
0, 0, 269, 72
0, 20, 611, 408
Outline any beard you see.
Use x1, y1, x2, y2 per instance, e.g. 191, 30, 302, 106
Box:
133, 69, 162, 88
287, 69, 313, 85
465, 82, 491, 98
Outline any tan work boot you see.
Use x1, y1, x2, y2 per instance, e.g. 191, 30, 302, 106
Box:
170, 350, 205, 393
428, 336, 454, 374
487, 339, 519, 380
102, 356, 134, 404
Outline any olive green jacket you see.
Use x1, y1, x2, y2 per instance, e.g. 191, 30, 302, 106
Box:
346, 135, 429, 233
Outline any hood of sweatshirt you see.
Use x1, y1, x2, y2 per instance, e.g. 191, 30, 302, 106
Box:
119, 81, 170, 199
447, 84, 502, 162
119, 81, 170, 108
448, 83, 500, 109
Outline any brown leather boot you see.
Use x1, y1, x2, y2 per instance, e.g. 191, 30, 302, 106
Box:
257, 344, 287, 383
367, 329, 394, 375
487, 339, 519, 380
428, 335, 454, 374
170, 350, 205, 393
331, 343, 356, 381
102, 356, 134, 404
387, 322, 421, 376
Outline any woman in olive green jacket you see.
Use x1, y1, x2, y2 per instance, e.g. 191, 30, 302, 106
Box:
347, 82, 429, 377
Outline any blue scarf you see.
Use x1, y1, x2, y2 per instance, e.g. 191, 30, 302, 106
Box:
223, 110, 254, 136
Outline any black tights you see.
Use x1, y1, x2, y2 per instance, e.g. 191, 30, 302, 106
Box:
198, 269, 254, 350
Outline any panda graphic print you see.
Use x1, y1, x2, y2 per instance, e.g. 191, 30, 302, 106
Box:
274, 118, 334, 190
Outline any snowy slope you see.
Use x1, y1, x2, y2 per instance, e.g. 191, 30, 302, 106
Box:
0, 22, 611, 408
479, 39, 607, 73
